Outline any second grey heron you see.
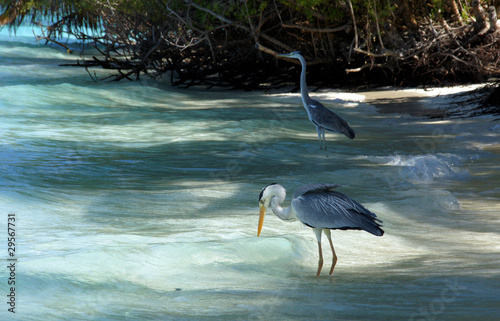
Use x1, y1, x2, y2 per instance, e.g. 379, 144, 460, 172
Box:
258, 183, 383, 276
277, 51, 355, 150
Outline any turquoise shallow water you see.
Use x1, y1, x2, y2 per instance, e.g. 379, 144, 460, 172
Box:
1, 25, 500, 320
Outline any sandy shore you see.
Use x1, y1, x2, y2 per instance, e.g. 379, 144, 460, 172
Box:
274, 84, 499, 154
357, 85, 486, 116
273, 84, 487, 117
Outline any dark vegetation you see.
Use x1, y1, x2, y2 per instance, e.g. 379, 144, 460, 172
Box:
1, 0, 499, 99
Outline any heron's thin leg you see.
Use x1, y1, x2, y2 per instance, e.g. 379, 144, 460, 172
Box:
316, 127, 323, 150
314, 229, 323, 276
324, 229, 337, 275
322, 130, 327, 151
316, 242, 323, 276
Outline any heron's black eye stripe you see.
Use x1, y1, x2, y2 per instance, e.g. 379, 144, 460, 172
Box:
259, 183, 278, 201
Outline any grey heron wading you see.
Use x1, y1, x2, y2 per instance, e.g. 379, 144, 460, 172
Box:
258, 183, 383, 276
277, 51, 355, 150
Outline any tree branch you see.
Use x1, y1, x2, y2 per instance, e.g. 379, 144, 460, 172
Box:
282, 23, 349, 33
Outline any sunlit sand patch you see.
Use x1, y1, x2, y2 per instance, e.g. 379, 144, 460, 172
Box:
359, 85, 485, 116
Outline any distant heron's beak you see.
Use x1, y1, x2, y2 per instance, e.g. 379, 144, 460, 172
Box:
258, 204, 267, 237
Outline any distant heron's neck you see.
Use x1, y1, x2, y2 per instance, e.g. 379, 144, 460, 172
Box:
298, 56, 311, 107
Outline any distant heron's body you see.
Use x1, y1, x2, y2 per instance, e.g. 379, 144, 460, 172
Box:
277, 52, 355, 150
258, 183, 383, 276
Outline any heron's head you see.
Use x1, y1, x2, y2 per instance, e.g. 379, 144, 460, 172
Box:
258, 183, 286, 236
276, 51, 302, 59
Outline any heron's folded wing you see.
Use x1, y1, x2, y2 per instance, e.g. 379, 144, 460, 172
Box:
309, 100, 355, 139
292, 191, 383, 236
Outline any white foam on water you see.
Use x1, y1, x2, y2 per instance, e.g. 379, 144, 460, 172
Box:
364, 153, 469, 184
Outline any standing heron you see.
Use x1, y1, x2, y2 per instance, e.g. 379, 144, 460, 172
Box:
258, 183, 383, 276
277, 51, 355, 150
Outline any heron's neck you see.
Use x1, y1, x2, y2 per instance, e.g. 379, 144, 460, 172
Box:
298, 56, 311, 107
270, 196, 296, 222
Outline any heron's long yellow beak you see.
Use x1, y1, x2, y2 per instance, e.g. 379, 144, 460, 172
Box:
258, 204, 266, 237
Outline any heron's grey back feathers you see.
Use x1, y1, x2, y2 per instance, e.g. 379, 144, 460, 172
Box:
308, 99, 355, 139
292, 184, 384, 236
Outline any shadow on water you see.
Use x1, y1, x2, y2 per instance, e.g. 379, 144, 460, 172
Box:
17, 259, 500, 320
6, 138, 351, 186
72, 141, 364, 226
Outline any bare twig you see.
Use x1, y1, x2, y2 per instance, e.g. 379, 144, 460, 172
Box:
282, 23, 349, 33
345, 63, 384, 73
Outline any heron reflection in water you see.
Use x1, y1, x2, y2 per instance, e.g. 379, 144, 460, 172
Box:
258, 183, 384, 276
277, 51, 355, 150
